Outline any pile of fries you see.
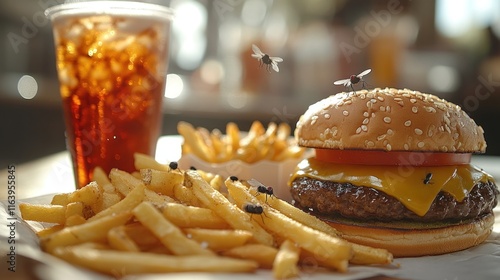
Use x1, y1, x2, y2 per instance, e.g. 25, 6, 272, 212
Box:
178, 121, 305, 163
20, 153, 393, 278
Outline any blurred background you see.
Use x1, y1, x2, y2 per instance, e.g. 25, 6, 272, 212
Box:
1, 0, 500, 167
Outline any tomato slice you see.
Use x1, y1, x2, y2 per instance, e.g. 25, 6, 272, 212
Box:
314, 149, 471, 166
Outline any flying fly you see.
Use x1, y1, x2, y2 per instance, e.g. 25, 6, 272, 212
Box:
251, 44, 283, 73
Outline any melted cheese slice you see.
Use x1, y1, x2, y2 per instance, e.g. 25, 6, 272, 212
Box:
290, 158, 494, 216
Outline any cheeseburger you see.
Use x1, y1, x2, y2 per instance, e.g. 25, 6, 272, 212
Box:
290, 88, 498, 257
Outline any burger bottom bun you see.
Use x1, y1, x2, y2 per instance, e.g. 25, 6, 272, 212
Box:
324, 213, 495, 258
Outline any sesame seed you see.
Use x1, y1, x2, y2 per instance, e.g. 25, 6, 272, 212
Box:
428, 129, 434, 137
363, 112, 369, 117
410, 98, 417, 103
386, 144, 392, 151
324, 113, 331, 119
380, 106, 386, 112
404, 120, 412, 127
377, 96, 385, 101
377, 134, 386, 141
372, 112, 376, 117
404, 143, 409, 150
425, 106, 437, 113
361, 125, 368, 132
386, 106, 391, 112
342, 110, 349, 116
370, 98, 377, 103
311, 119, 317, 125
414, 128, 423, 135
383, 117, 391, 123
367, 141, 375, 147
445, 125, 451, 133
363, 118, 369, 124
356, 127, 362, 134
412, 106, 418, 113
387, 129, 394, 135
418, 141, 425, 148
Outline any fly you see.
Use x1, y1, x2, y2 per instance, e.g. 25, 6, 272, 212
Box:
334, 69, 372, 91
423, 173, 433, 185
251, 44, 283, 73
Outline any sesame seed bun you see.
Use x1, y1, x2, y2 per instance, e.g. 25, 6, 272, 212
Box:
295, 88, 486, 153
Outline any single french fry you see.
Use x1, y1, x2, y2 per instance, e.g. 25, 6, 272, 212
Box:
273, 239, 300, 279
222, 244, 278, 269
87, 181, 145, 222
144, 188, 176, 205
209, 174, 224, 191
226, 122, 240, 155
173, 184, 202, 206
36, 225, 64, 238
134, 153, 168, 171
140, 168, 183, 197
161, 203, 230, 229
50, 193, 70, 206
107, 226, 140, 252
177, 121, 216, 162
91, 166, 110, 188
184, 170, 274, 246
65, 215, 87, 227
52, 245, 258, 275
20, 203, 66, 224
68, 181, 102, 206
41, 211, 132, 253
100, 192, 122, 210
183, 229, 252, 251
226, 179, 351, 272
109, 168, 143, 196
132, 202, 214, 256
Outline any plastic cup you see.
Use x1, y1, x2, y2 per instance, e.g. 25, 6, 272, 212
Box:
46, 1, 173, 188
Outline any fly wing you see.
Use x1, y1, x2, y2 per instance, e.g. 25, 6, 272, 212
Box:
334, 78, 350, 86
357, 68, 372, 77
272, 62, 280, 72
270, 57, 283, 62
252, 44, 264, 56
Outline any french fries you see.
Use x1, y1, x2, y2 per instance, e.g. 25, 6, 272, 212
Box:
245, 180, 393, 265
178, 121, 305, 164
53, 244, 258, 275
185, 170, 275, 246
225, 178, 351, 272
19, 153, 393, 278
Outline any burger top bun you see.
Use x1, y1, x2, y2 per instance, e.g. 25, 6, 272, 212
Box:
295, 88, 487, 153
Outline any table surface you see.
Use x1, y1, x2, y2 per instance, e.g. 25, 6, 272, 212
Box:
1, 135, 500, 200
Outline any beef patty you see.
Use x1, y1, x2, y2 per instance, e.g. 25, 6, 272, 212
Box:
290, 177, 499, 223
